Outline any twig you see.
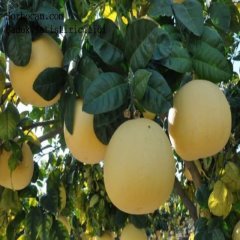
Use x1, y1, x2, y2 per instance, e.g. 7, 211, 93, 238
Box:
38, 127, 62, 143
185, 161, 202, 189
174, 177, 198, 221
22, 120, 60, 130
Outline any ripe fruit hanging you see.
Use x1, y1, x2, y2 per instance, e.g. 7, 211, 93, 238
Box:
0, 143, 34, 190
104, 118, 175, 214
168, 80, 231, 161
92, 232, 114, 240
9, 34, 63, 107
120, 223, 147, 240
64, 99, 106, 164
232, 220, 240, 240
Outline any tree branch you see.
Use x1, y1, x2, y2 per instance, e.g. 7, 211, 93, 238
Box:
185, 161, 202, 189
38, 127, 62, 143
22, 120, 60, 130
174, 177, 198, 221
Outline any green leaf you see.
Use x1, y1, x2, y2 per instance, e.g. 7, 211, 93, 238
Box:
125, 19, 168, 71
63, 32, 81, 65
209, 2, 231, 32
75, 56, 99, 98
189, 40, 232, 83
0, 189, 21, 212
83, 72, 128, 114
195, 184, 210, 208
6, 18, 31, 66
63, 93, 76, 135
38, 214, 53, 240
88, 19, 124, 65
6, 211, 25, 240
129, 215, 149, 229
94, 104, 127, 144
89, 194, 99, 208
0, 103, 20, 141
161, 41, 192, 73
172, 0, 204, 36
36, 1, 64, 32
211, 228, 225, 240
50, 219, 69, 240
141, 69, 172, 114
25, 207, 42, 240
132, 69, 152, 101
8, 142, 22, 173
148, 0, 173, 18
33, 68, 67, 101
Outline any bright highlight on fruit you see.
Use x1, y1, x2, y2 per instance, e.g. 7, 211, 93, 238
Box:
120, 223, 147, 240
9, 34, 63, 107
104, 118, 175, 214
168, 80, 231, 161
0, 143, 34, 190
64, 99, 106, 164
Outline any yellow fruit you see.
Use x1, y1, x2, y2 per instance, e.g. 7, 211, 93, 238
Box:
221, 162, 240, 192
64, 99, 106, 164
9, 34, 63, 107
208, 180, 233, 218
92, 232, 114, 240
120, 223, 147, 240
143, 110, 156, 120
232, 220, 240, 240
168, 80, 231, 161
104, 118, 175, 214
0, 143, 34, 190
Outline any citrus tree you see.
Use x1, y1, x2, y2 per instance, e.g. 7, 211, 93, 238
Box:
0, 0, 240, 239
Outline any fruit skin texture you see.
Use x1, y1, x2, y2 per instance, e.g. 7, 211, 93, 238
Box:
0, 143, 34, 190
104, 118, 175, 215
168, 80, 231, 161
120, 223, 147, 240
9, 34, 63, 107
232, 220, 240, 240
64, 99, 106, 164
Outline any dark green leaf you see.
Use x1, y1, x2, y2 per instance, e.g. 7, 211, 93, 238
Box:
63, 33, 81, 65
83, 72, 128, 114
129, 215, 149, 229
25, 207, 42, 240
88, 19, 124, 65
75, 56, 99, 98
36, 1, 64, 32
39, 213, 53, 240
0, 189, 21, 212
209, 2, 231, 32
161, 41, 192, 73
8, 142, 22, 173
211, 228, 225, 240
94, 104, 127, 144
172, 0, 204, 36
0, 103, 20, 141
189, 40, 232, 83
148, 0, 173, 17
6, 211, 25, 240
63, 94, 76, 134
195, 184, 210, 208
50, 219, 69, 240
125, 19, 168, 71
132, 69, 152, 101
141, 69, 172, 114
6, 18, 31, 66
33, 68, 67, 101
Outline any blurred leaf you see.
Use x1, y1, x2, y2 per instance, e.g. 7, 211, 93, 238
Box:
195, 184, 210, 208
0, 103, 20, 141
83, 72, 128, 114
172, 0, 204, 36
50, 219, 69, 240
141, 69, 172, 114
209, 2, 231, 32
8, 142, 22, 173
132, 69, 152, 101
6, 18, 31, 66
33, 68, 67, 101
161, 40, 192, 73
148, 0, 172, 17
